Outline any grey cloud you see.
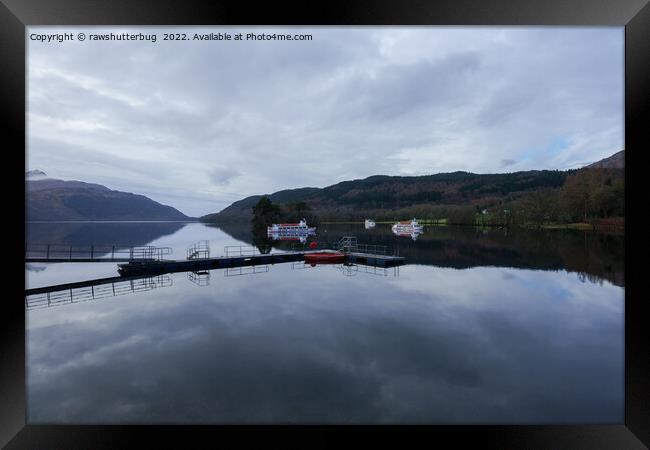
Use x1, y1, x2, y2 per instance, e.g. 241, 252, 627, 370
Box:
209, 166, 240, 186
476, 84, 537, 128
27, 27, 623, 216
335, 51, 482, 123
27, 263, 623, 423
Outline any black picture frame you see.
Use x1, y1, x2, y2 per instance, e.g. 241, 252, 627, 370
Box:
2, 0, 648, 447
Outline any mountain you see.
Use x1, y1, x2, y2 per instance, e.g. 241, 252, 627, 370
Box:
200, 187, 321, 222
26, 173, 192, 221
26, 169, 48, 180
585, 150, 624, 169
201, 150, 624, 223
202, 170, 568, 222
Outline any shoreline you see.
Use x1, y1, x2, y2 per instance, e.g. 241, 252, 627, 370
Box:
320, 221, 624, 231
26, 220, 199, 224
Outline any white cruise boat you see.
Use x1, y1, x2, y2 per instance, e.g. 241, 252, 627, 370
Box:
364, 219, 376, 229
267, 218, 316, 235
391, 218, 424, 234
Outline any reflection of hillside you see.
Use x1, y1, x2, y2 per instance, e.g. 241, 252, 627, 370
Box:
26, 222, 187, 247
216, 222, 624, 287
204, 222, 253, 244
207, 222, 297, 254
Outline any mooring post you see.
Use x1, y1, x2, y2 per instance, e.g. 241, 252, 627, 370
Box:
112, 245, 115, 260
46, 244, 50, 259
91, 245, 94, 260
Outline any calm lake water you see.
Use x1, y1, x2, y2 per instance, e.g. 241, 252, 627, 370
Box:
25, 221, 624, 424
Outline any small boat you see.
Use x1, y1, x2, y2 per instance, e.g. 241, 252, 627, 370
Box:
391, 218, 423, 233
267, 218, 316, 235
304, 252, 346, 264
364, 219, 376, 229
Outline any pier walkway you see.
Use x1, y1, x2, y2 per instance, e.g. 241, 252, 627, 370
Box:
116, 249, 404, 277
25, 244, 172, 263
25, 239, 406, 308
25, 238, 405, 277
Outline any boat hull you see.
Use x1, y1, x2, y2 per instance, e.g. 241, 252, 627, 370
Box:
304, 252, 346, 264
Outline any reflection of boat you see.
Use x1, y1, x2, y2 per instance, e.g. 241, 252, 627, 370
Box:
267, 233, 309, 243
391, 218, 423, 233
267, 218, 316, 235
392, 218, 423, 241
304, 252, 346, 264
392, 230, 421, 241
364, 219, 376, 229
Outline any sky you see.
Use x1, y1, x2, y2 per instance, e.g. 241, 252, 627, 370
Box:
27, 27, 624, 217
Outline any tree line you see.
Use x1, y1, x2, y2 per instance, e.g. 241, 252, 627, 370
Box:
250, 167, 623, 229
466, 168, 624, 227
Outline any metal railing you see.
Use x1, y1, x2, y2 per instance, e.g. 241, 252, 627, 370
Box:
339, 264, 389, 276
336, 237, 389, 256
25, 275, 173, 310
289, 237, 392, 256
130, 246, 173, 261
25, 243, 172, 261
187, 240, 210, 260
291, 261, 391, 277
224, 265, 269, 277
188, 270, 210, 286
336, 236, 358, 252
224, 245, 259, 257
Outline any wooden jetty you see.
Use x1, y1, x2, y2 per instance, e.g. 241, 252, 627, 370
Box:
25, 274, 170, 298
116, 249, 404, 277
25, 237, 405, 282
25, 244, 171, 264
25, 238, 406, 303
346, 252, 404, 267
25, 275, 173, 309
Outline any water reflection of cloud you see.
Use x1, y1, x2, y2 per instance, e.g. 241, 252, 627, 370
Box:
26, 263, 47, 272
27, 262, 623, 423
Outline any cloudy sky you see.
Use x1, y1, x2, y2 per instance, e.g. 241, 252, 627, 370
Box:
27, 27, 623, 217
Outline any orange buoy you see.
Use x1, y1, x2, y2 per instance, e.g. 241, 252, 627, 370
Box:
304, 252, 346, 264
309, 241, 318, 249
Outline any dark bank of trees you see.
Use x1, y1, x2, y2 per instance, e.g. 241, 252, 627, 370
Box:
250, 197, 321, 253
472, 168, 624, 228
305, 168, 623, 228
213, 165, 623, 231
251, 197, 319, 228
251, 196, 282, 229
307, 168, 623, 228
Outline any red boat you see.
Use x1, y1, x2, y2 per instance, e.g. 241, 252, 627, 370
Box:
304, 252, 346, 264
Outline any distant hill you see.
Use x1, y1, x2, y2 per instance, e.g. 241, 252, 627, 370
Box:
201, 170, 568, 222
26, 172, 192, 221
201, 150, 624, 223
200, 187, 321, 222
585, 150, 624, 169
26, 169, 48, 180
